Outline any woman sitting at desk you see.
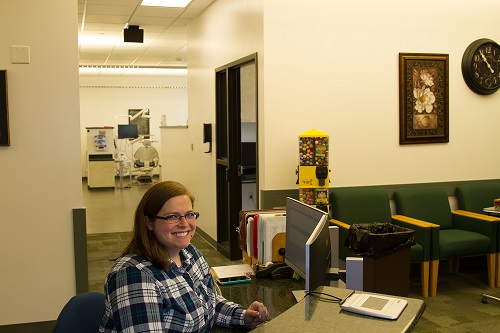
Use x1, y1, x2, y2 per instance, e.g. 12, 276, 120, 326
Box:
99, 181, 269, 332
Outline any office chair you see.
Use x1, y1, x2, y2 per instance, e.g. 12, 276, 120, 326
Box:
52, 292, 105, 333
133, 138, 159, 183
394, 187, 497, 297
329, 187, 435, 297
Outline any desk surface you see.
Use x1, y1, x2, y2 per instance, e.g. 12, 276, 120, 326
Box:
212, 278, 425, 333
212, 276, 303, 333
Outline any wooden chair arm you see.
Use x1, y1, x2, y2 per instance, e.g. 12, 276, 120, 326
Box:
453, 209, 500, 222
329, 219, 350, 230
392, 215, 440, 228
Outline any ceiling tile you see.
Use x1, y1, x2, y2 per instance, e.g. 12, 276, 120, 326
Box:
78, 0, 213, 73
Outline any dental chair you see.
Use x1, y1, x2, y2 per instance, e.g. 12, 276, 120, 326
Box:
133, 139, 159, 183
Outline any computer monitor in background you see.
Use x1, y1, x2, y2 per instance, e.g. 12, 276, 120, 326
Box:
240, 142, 256, 179
241, 142, 256, 166
117, 124, 138, 139
285, 197, 332, 294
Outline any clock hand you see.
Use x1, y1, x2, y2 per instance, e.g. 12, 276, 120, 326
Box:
480, 50, 495, 73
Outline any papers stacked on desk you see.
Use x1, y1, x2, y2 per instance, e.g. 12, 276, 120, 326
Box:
211, 264, 253, 285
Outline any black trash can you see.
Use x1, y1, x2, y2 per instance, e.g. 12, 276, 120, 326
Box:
345, 223, 415, 297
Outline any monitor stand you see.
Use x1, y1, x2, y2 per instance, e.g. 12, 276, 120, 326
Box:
291, 268, 346, 302
292, 290, 307, 302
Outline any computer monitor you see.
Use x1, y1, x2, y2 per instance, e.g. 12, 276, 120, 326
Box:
285, 197, 331, 293
240, 142, 257, 179
305, 213, 331, 293
117, 124, 138, 139
241, 142, 256, 166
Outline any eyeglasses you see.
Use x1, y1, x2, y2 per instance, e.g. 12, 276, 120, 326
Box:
154, 211, 200, 223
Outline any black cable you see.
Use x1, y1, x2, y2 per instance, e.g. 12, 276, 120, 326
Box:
304, 291, 342, 303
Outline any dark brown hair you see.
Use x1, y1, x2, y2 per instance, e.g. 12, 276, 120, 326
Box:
122, 181, 195, 270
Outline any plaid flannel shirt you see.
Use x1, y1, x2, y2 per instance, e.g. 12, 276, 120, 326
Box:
99, 244, 246, 332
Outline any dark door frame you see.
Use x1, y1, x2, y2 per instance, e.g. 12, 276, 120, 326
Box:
215, 53, 258, 260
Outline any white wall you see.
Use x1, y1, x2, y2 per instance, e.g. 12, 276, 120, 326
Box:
262, 0, 500, 189
0, 0, 82, 325
171, 0, 500, 243
79, 75, 187, 177
169, 0, 264, 239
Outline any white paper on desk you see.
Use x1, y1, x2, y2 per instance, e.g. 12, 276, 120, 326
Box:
212, 264, 253, 279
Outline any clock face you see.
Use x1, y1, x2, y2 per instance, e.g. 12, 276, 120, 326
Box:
462, 38, 500, 95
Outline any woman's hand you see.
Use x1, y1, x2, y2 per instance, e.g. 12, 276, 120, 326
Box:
244, 301, 270, 328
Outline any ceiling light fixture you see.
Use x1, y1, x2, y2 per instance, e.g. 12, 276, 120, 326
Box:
141, 0, 192, 8
79, 66, 188, 76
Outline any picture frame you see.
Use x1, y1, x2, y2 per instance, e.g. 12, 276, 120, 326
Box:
399, 53, 449, 144
128, 109, 150, 136
0, 70, 10, 146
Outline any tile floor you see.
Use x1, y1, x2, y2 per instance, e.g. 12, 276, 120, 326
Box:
83, 178, 239, 293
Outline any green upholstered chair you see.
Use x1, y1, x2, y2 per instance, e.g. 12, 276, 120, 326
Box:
456, 181, 500, 214
455, 181, 500, 287
394, 187, 497, 297
329, 187, 436, 297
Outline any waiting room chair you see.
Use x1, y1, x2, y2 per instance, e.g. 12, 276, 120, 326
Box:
455, 181, 500, 287
133, 138, 159, 183
456, 181, 500, 214
329, 187, 435, 297
394, 187, 497, 297
52, 292, 105, 333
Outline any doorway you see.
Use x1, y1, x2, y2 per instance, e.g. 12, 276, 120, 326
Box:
215, 54, 258, 260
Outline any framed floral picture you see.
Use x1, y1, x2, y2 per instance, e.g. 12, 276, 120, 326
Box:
399, 53, 449, 144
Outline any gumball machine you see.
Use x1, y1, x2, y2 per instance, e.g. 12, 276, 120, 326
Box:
296, 129, 330, 213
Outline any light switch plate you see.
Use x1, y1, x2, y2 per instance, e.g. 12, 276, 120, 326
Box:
11, 45, 30, 64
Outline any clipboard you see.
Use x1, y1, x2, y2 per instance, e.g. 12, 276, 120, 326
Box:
211, 264, 253, 285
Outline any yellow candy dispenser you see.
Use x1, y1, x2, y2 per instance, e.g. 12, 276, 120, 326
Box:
296, 129, 330, 213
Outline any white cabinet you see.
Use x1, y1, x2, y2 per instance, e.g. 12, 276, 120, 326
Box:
86, 126, 115, 189
88, 156, 115, 188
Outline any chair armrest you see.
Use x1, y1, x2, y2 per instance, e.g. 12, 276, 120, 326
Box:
453, 209, 500, 222
392, 215, 439, 261
329, 219, 350, 230
392, 215, 440, 228
452, 210, 498, 252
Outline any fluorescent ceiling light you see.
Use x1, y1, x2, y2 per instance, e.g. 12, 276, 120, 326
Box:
79, 66, 187, 76
141, 0, 192, 7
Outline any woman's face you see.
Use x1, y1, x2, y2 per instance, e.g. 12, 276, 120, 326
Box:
146, 194, 196, 258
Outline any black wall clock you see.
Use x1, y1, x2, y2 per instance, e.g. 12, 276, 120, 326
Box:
461, 38, 500, 95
